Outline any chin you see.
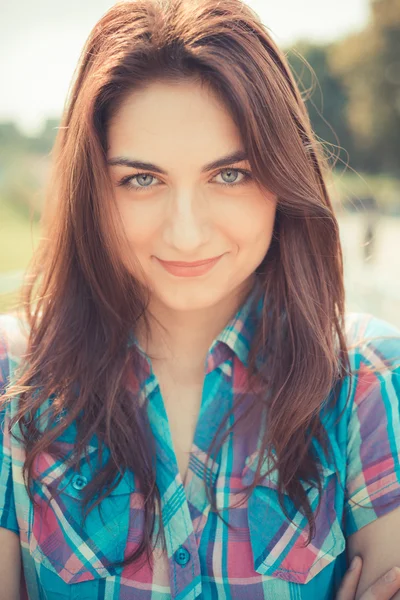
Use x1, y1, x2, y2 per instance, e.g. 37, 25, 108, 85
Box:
155, 287, 227, 312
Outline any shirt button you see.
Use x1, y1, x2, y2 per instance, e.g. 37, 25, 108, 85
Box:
72, 474, 88, 490
173, 546, 191, 566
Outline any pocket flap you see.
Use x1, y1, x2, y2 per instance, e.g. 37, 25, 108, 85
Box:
242, 449, 337, 490
30, 445, 138, 584
243, 452, 345, 584
33, 444, 136, 499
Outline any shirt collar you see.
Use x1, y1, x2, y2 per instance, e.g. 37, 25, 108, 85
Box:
206, 277, 263, 372
128, 277, 264, 376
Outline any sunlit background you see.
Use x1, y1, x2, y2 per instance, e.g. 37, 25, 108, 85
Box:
1, 0, 399, 325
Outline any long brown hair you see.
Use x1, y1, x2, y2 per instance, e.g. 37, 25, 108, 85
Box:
3, 0, 350, 570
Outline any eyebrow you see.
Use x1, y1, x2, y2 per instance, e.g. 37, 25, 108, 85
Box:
106, 150, 248, 174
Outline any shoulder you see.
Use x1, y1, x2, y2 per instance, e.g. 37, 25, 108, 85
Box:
0, 313, 30, 390
326, 313, 400, 430
340, 315, 400, 546
345, 312, 400, 372
340, 313, 400, 431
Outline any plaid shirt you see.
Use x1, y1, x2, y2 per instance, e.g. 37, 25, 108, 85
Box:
1, 289, 400, 600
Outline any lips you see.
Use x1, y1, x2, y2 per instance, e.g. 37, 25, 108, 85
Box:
159, 256, 222, 267
155, 254, 224, 277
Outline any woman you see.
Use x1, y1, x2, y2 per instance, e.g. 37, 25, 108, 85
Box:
1, 0, 400, 598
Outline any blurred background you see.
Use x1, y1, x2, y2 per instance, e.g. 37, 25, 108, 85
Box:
0, 0, 399, 325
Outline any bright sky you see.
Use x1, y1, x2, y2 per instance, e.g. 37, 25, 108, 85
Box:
0, 0, 371, 135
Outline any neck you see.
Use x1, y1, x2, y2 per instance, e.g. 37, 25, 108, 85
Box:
137, 276, 255, 382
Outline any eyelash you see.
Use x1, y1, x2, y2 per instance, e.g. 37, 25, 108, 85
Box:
117, 168, 253, 192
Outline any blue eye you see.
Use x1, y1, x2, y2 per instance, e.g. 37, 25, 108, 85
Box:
214, 168, 251, 186
133, 173, 157, 188
117, 167, 253, 192
117, 173, 160, 191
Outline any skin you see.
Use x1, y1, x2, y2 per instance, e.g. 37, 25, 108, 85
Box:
0, 524, 399, 599
346, 507, 400, 599
337, 555, 400, 600
106, 78, 400, 597
1, 81, 400, 600
107, 79, 277, 371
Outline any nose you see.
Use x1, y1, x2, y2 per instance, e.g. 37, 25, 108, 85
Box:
163, 189, 211, 253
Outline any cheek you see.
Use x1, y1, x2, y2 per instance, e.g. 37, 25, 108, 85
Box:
117, 201, 160, 248
221, 194, 277, 247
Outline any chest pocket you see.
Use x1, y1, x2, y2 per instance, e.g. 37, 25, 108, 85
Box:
242, 452, 345, 585
29, 448, 139, 596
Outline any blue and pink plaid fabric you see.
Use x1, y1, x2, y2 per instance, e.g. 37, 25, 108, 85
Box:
1, 287, 400, 599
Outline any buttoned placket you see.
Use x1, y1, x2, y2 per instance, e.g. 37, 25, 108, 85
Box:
141, 344, 235, 600
143, 370, 201, 599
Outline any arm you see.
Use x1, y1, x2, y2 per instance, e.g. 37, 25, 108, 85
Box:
0, 527, 21, 600
0, 319, 24, 599
343, 316, 400, 600
337, 555, 400, 600
347, 507, 400, 599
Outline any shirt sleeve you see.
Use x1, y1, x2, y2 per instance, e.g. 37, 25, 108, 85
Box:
0, 321, 19, 533
344, 314, 400, 537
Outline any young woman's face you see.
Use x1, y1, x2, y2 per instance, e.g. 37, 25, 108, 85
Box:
107, 79, 277, 312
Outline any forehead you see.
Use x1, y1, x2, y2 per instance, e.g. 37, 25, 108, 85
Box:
107, 80, 244, 168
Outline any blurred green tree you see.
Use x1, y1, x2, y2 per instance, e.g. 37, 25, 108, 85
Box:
286, 43, 354, 171
328, 0, 400, 174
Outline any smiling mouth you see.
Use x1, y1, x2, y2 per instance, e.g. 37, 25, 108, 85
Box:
158, 255, 223, 267
155, 254, 224, 277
